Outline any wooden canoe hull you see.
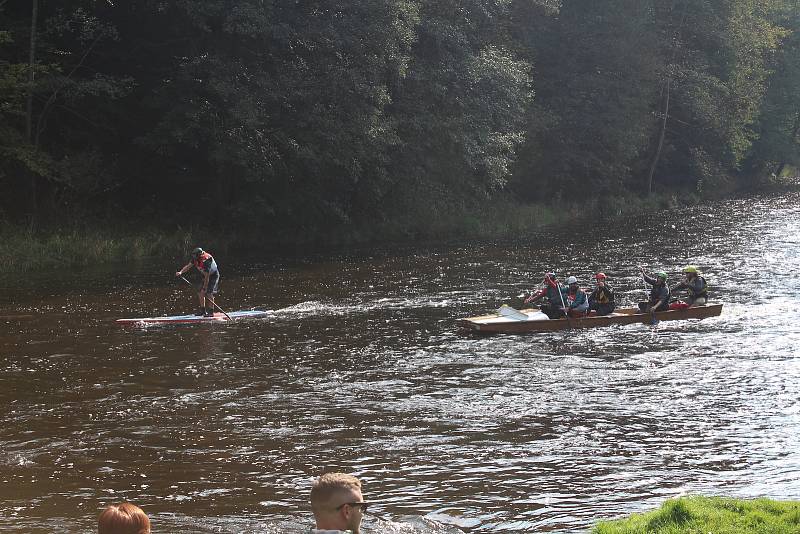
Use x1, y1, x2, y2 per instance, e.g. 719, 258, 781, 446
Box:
458, 304, 723, 334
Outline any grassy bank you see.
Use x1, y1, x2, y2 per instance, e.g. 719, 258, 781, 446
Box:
593, 496, 800, 533
0, 225, 200, 272
0, 194, 665, 272
290, 189, 686, 248
2, 183, 795, 272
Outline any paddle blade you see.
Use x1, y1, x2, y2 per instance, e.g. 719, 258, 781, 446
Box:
498, 305, 529, 321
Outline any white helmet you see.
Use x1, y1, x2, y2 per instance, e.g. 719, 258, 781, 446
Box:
566, 276, 578, 284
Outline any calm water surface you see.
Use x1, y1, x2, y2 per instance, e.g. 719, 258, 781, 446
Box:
2, 193, 800, 533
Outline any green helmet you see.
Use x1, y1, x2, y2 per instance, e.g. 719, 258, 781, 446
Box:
657, 271, 667, 281
682, 265, 698, 273
191, 247, 204, 259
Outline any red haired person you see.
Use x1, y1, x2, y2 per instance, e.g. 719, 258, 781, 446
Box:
98, 503, 150, 534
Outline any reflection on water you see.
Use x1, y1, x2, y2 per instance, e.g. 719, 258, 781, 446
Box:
2, 193, 800, 532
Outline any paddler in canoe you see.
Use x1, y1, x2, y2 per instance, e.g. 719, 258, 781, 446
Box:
524, 272, 568, 319
588, 272, 616, 316
638, 267, 670, 313
671, 265, 709, 307
564, 276, 590, 317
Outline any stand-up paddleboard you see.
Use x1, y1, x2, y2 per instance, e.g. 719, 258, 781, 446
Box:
116, 310, 269, 325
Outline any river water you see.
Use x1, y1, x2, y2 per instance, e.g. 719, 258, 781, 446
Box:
2, 192, 800, 533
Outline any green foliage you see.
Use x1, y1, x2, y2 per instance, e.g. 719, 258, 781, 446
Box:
134, 0, 422, 228
511, 0, 661, 198
0, 0, 133, 223
593, 496, 800, 534
513, 0, 791, 197
649, 0, 785, 190
746, 1, 800, 180
1, 0, 799, 239
387, 0, 532, 215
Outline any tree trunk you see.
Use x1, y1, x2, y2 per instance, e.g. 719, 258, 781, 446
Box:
26, 0, 39, 229
645, 1, 688, 196
25, 0, 38, 143
647, 77, 670, 196
774, 111, 800, 178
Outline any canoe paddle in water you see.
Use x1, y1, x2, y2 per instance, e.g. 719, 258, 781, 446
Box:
555, 280, 574, 328
638, 266, 659, 326
649, 307, 659, 326
179, 275, 233, 321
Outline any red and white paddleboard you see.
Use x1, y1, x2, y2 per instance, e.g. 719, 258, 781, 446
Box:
116, 310, 269, 325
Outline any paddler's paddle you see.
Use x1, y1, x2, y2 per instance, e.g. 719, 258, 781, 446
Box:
179, 275, 233, 321
498, 304, 529, 321
639, 266, 659, 326
648, 306, 659, 326
554, 277, 573, 328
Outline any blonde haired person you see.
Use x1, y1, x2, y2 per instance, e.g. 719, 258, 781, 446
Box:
310, 473, 370, 534
98, 502, 150, 534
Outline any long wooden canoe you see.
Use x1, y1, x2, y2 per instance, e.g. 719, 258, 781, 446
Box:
458, 303, 723, 334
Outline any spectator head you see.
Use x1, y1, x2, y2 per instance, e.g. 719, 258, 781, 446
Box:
98, 503, 150, 534
310, 473, 367, 534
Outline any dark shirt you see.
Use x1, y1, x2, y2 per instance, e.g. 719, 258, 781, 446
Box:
589, 284, 615, 305
643, 274, 670, 306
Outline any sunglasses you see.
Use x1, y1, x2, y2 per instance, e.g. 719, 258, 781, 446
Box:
336, 501, 370, 513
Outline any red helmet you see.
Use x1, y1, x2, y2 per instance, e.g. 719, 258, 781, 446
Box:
595, 272, 607, 280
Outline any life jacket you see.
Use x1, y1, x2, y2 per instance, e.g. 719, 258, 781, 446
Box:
192, 251, 214, 272
688, 276, 708, 298
592, 285, 613, 304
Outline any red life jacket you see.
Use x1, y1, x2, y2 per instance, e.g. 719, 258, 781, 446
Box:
192, 251, 213, 272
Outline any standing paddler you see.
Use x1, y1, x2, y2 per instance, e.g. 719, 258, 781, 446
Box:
176, 247, 221, 316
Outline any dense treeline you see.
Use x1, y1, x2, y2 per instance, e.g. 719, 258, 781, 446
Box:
1, 0, 799, 236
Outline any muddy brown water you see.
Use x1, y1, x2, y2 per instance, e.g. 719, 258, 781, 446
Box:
2, 193, 799, 533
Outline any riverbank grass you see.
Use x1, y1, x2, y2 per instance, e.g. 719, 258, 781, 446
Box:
1, 224, 197, 272
1, 185, 789, 272
593, 496, 800, 534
